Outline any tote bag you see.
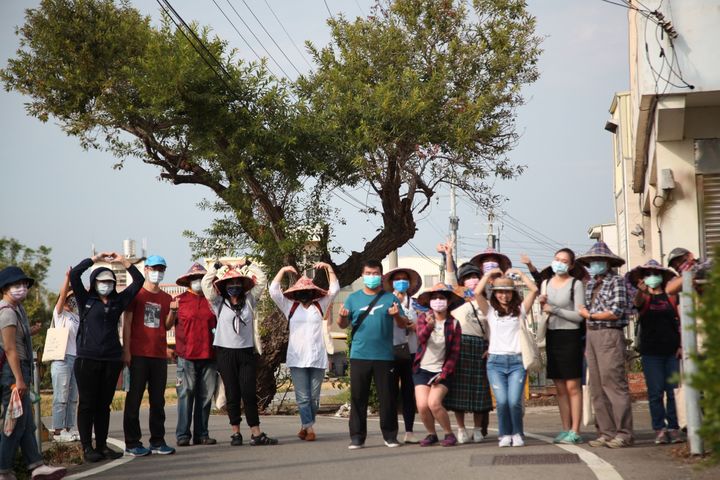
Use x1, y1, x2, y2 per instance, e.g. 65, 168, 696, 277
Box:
519, 309, 541, 372
42, 316, 69, 363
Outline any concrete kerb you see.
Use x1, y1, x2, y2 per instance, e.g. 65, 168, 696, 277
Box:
64, 438, 133, 480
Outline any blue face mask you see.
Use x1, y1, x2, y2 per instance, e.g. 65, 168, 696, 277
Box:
588, 261, 608, 276
551, 261, 569, 275
393, 279, 410, 293
363, 275, 382, 289
644, 275, 663, 289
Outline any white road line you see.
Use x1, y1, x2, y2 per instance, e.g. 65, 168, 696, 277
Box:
329, 415, 624, 480
65, 438, 133, 480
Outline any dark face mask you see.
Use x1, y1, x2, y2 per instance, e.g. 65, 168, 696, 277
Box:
226, 286, 244, 298
295, 291, 314, 303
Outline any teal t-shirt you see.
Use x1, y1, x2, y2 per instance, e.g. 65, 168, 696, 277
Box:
345, 290, 400, 361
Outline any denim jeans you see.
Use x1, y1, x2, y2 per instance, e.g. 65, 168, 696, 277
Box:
176, 357, 218, 442
641, 354, 680, 431
51, 354, 78, 430
486, 354, 526, 436
289, 367, 325, 428
0, 361, 43, 473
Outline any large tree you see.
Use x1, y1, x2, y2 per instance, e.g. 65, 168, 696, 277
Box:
2, 0, 540, 406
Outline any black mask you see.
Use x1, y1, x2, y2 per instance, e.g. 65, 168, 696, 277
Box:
295, 291, 314, 303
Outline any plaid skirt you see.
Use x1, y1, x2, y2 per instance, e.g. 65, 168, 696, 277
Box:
443, 335, 493, 412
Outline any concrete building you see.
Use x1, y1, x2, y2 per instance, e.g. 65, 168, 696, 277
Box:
606, 1, 720, 267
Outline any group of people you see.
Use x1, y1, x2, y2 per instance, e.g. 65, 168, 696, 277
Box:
0, 239, 704, 477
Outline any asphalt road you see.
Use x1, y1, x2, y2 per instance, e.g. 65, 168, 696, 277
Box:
57, 402, 715, 480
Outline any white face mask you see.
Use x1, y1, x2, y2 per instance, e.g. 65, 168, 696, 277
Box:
430, 298, 448, 312
190, 279, 203, 293
96, 281, 114, 296
9, 285, 28, 302
147, 270, 165, 284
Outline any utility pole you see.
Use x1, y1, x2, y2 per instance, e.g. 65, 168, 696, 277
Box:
449, 182, 459, 269
487, 210, 497, 249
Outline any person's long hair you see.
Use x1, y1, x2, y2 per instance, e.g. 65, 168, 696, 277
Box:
489, 290, 522, 317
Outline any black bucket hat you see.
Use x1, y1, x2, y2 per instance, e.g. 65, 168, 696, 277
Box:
0, 266, 35, 291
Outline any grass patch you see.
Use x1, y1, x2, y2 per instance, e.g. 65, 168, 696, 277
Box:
40, 387, 179, 417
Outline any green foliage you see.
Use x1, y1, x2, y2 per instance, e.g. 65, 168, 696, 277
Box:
692, 251, 720, 457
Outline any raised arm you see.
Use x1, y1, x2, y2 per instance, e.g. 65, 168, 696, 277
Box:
474, 268, 502, 315
269, 266, 296, 312
70, 256, 97, 306
201, 263, 220, 302
55, 267, 72, 315
437, 241, 457, 287
246, 261, 267, 301
665, 276, 682, 295
508, 268, 539, 314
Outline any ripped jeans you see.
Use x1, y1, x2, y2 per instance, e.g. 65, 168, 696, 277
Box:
486, 354, 526, 436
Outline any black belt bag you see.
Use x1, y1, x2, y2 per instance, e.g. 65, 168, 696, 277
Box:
393, 343, 411, 361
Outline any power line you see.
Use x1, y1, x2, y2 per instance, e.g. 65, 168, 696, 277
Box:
262, 0, 314, 70
323, 0, 334, 18
407, 241, 440, 267
237, 0, 304, 76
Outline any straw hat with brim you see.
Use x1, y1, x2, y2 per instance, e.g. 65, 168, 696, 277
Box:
576, 242, 626, 268
214, 268, 255, 293
470, 249, 512, 272
283, 275, 328, 301
176, 262, 208, 287
538, 264, 589, 283
491, 277, 518, 291
628, 259, 677, 287
382, 267, 422, 297
0, 266, 35, 291
416, 283, 464, 309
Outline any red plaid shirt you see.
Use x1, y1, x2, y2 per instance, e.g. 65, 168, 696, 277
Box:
413, 312, 462, 380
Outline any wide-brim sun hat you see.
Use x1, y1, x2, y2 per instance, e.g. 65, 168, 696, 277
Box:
382, 267, 422, 297
214, 266, 255, 293
176, 262, 208, 287
576, 241, 626, 268
491, 277, 518, 291
470, 248, 512, 272
416, 283, 464, 309
0, 266, 35, 291
283, 275, 328, 301
628, 259, 677, 287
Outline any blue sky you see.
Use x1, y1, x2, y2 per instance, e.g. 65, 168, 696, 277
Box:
0, 0, 629, 289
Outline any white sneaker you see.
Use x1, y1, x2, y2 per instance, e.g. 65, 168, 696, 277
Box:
512, 434, 525, 447
31, 464, 67, 479
403, 432, 418, 444
473, 428, 485, 443
384, 439, 401, 448
498, 435, 512, 447
53, 430, 74, 443
69, 429, 81, 442
457, 427, 470, 444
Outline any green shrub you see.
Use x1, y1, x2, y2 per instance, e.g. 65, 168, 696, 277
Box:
692, 253, 720, 457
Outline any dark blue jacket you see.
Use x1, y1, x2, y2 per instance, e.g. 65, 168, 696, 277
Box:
69, 258, 144, 361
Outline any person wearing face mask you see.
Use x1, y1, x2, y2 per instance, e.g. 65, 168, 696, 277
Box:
576, 242, 634, 449
270, 262, 340, 442
538, 249, 586, 445
122, 255, 175, 456
337, 259, 407, 450
470, 248, 513, 277
202, 258, 277, 447
412, 284, 463, 447
69, 252, 144, 463
170, 263, 218, 447
629, 260, 684, 445
0, 266, 68, 479
381, 266, 422, 444
444, 257, 493, 445
50, 269, 81, 443
474, 268, 538, 448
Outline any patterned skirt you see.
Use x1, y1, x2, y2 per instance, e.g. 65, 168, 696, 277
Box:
443, 335, 493, 413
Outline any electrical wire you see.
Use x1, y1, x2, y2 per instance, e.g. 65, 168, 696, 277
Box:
407, 241, 440, 267
262, 0, 314, 70
323, 0, 334, 18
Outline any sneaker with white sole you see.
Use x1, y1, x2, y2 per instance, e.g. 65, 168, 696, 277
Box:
348, 438, 365, 450
30, 464, 67, 480
498, 435, 512, 447
457, 427, 470, 444
53, 430, 75, 443
384, 439, 401, 448
511, 434, 525, 447
473, 428, 485, 443
403, 432, 418, 444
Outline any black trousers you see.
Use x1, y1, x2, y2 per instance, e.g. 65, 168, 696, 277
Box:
393, 354, 416, 432
123, 356, 168, 448
215, 347, 260, 427
74, 358, 123, 450
349, 359, 398, 443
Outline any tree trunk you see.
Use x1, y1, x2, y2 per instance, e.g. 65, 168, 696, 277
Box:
255, 310, 289, 410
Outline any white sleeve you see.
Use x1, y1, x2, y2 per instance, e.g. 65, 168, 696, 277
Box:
269, 281, 293, 315
318, 279, 341, 311
247, 264, 267, 301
